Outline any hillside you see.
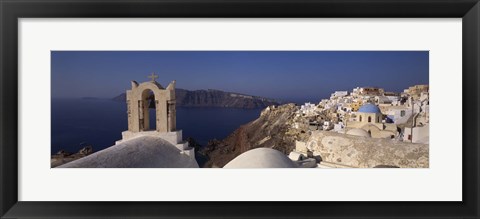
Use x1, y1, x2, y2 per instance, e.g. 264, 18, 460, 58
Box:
200, 104, 309, 167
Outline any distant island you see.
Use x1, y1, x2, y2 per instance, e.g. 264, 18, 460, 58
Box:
112, 88, 281, 109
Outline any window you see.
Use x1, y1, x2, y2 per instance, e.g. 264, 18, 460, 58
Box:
368, 116, 371, 123
401, 110, 405, 117
359, 115, 362, 122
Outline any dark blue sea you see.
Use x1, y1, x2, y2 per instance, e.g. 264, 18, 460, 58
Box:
51, 99, 262, 154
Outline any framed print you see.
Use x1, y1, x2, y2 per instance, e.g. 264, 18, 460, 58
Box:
1, 0, 479, 218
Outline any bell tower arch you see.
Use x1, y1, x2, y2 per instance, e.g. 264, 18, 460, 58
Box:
124, 73, 176, 134
117, 73, 194, 159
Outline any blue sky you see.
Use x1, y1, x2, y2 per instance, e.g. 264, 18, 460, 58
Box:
51, 51, 428, 103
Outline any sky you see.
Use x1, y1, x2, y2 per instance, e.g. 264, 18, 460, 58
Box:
51, 51, 428, 103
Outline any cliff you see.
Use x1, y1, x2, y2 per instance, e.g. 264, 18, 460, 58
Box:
113, 88, 280, 109
200, 104, 308, 167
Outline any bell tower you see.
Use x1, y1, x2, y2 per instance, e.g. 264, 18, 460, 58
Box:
124, 73, 176, 133
116, 74, 192, 160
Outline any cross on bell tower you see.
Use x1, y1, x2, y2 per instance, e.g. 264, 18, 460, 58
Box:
148, 72, 158, 82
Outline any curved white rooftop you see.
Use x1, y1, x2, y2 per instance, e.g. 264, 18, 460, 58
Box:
346, 128, 371, 137
223, 148, 298, 168
58, 136, 198, 168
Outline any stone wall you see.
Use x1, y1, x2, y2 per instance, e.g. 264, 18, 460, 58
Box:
304, 131, 429, 168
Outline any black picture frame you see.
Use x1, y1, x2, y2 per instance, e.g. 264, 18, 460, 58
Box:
1, 0, 479, 218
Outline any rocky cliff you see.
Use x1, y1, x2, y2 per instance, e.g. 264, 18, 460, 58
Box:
200, 104, 309, 167
113, 88, 280, 109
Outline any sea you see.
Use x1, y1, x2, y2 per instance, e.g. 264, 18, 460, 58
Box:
51, 98, 262, 154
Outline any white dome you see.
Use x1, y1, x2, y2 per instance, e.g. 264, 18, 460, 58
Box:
58, 136, 198, 168
346, 128, 371, 137
224, 148, 297, 168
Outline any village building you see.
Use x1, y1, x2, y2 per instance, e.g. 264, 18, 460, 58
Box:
375, 96, 391, 106
354, 103, 383, 124
299, 102, 319, 117
349, 101, 363, 112
404, 84, 429, 100
333, 121, 345, 132
384, 91, 401, 102
330, 91, 348, 99
384, 105, 412, 124
401, 100, 429, 143
346, 103, 398, 139
404, 125, 429, 144
352, 86, 385, 97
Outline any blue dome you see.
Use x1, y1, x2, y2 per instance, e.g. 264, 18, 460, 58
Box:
358, 103, 381, 113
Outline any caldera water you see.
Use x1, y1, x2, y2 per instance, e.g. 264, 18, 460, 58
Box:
51, 98, 262, 154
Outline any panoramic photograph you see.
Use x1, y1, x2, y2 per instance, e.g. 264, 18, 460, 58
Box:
51, 51, 429, 168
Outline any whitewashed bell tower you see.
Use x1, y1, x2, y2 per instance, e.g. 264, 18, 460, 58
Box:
125, 73, 176, 133
116, 73, 194, 158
